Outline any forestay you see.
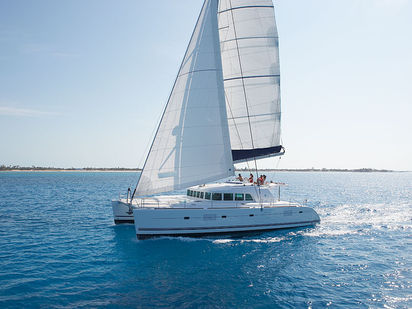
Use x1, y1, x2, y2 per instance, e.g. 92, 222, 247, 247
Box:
135, 0, 234, 197
218, 0, 283, 163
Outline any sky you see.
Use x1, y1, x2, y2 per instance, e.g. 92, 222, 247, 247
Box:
0, 0, 411, 170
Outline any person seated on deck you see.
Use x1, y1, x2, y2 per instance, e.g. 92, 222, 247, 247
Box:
236, 174, 243, 182
248, 173, 254, 183
257, 175, 264, 185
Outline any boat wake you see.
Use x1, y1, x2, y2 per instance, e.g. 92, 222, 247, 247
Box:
211, 237, 284, 244
300, 202, 411, 238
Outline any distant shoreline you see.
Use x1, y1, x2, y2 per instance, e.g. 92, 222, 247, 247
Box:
0, 169, 141, 173
0, 167, 141, 172
236, 168, 403, 173
0, 166, 405, 173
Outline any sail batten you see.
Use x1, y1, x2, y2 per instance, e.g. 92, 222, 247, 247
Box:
219, 5, 274, 14
224, 74, 279, 81
135, 0, 234, 197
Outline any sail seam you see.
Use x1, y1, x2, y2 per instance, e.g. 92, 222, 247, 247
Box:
221, 36, 278, 43
178, 68, 219, 77
224, 74, 279, 82
218, 5, 274, 14
228, 112, 280, 120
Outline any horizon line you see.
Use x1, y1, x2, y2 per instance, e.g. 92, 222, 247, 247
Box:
0, 165, 408, 173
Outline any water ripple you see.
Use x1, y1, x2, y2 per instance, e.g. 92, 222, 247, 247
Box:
0, 171, 411, 308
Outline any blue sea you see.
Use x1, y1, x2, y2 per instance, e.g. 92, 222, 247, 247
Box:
0, 171, 410, 308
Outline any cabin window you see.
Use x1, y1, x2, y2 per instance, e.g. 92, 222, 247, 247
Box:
212, 193, 222, 200
189, 190, 194, 197
222, 215, 227, 218
223, 193, 233, 201
205, 192, 211, 200
184, 217, 190, 220
187, 190, 190, 196
235, 193, 244, 201
200, 192, 204, 199
196, 191, 200, 198
245, 194, 254, 201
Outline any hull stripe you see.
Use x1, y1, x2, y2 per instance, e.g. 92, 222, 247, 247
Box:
114, 219, 134, 224
138, 220, 319, 232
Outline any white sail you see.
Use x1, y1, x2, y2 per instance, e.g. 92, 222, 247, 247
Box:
218, 0, 283, 163
135, 0, 234, 197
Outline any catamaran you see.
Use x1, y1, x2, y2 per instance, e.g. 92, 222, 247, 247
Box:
112, 0, 320, 238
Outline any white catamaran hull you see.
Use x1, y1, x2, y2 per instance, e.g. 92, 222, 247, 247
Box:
112, 201, 134, 224
132, 205, 320, 239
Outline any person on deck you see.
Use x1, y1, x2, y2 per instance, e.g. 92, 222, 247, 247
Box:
248, 173, 254, 183
257, 175, 264, 185
236, 174, 243, 182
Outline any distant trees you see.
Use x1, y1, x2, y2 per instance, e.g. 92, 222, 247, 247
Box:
0, 165, 142, 171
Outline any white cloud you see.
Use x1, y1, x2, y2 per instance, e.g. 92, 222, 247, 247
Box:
0, 106, 59, 117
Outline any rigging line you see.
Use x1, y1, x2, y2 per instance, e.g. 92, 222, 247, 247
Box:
136, 103, 164, 169
130, 0, 208, 202
228, 0, 261, 202
224, 90, 253, 175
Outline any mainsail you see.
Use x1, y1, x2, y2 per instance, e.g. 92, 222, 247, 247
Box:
218, 0, 283, 163
134, 0, 234, 197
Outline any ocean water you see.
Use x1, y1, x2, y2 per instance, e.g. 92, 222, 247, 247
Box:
0, 171, 410, 308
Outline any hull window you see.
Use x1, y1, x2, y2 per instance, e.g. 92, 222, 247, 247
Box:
235, 193, 244, 201
212, 193, 222, 200
224, 193, 233, 201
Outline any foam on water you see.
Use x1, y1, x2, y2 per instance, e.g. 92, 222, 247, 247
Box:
212, 237, 285, 244
301, 201, 412, 239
